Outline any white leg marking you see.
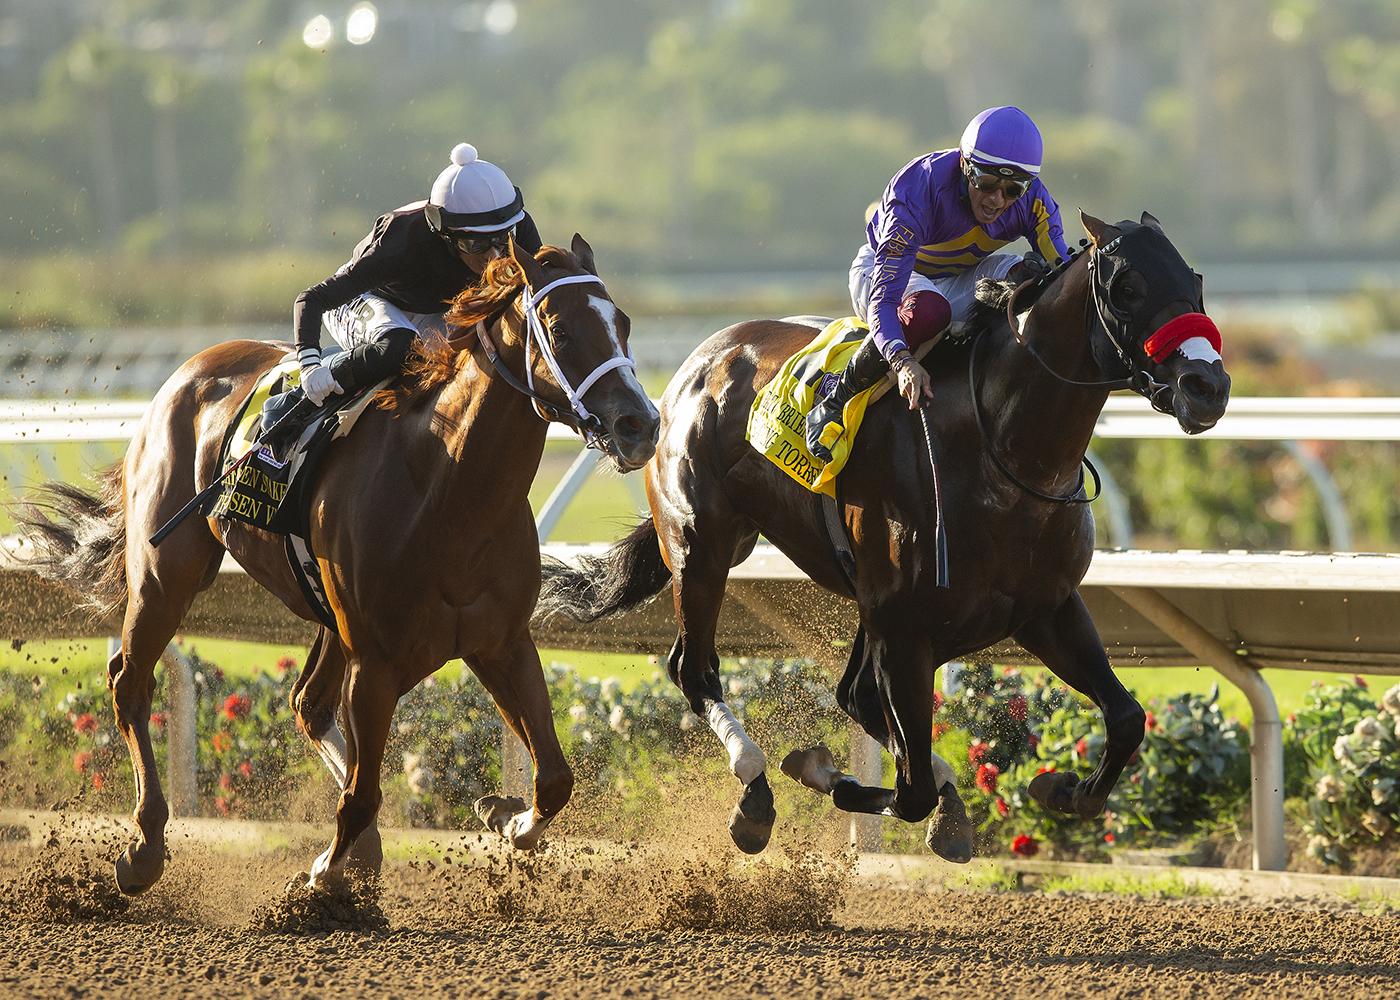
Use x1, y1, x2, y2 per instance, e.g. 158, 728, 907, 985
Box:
704, 699, 766, 785
931, 751, 957, 791
505, 809, 554, 851
311, 723, 350, 789
308, 842, 346, 891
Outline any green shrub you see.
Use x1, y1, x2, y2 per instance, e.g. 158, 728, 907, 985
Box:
1290, 677, 1400, 866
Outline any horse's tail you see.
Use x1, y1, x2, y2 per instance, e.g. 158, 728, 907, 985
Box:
535, 516, 672, 624
12, 464, 129, 619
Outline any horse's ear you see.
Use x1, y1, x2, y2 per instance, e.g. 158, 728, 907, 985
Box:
1140, 211, 1165, 235
570, 233, 598, 276
1079, 210, 1121, 248
508, 234, 545, 288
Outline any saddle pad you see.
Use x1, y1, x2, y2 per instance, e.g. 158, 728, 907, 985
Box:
746, 317, 881, 497
205, 359, 302, 530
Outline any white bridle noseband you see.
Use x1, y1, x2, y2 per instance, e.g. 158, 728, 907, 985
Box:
520, 274, 637, 444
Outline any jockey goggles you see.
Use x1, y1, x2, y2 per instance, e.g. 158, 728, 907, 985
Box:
443, 227, 514, 256
964, 161, 1030, 201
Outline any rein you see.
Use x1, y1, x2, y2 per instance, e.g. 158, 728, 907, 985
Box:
473, 272, 637, 450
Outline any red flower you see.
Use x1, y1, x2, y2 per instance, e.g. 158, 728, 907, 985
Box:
1012, 835, 1038, 857
91, 772, 105, 791
213, 668, 225, 683
1130, 773, 1141, 784
238, 761, 253, 780
73, 751, 92, 772
211, 732, 232, 754
215, 797, 230, 816
996, 797, 1008, 817
1287, 713, 1296, 724
276, 655, 297, 674
222, 694, 251, 721
218, 773, 232, 792
1036, 763, 1055, 775
1354, 676, 1368, 689
932, 690, 943, 712
1128, 748, 1139, 765
1008, 696, 1028, 722
1027, 734, 1040, 751
150, 712, 166, 730
968, 742, 990, 765
72, 713, 98, 734
930, 722, 946, 741
975, 763, 1000, 794
1104, 832, 1115, 845
1144, 710, 1156, 730
1075, 737, 1088, 757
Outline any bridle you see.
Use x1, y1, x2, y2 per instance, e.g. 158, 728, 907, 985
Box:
969, 226, 1207, 504
474, 272, 639, 451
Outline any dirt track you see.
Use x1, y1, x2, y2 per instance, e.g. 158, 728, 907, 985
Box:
2, 835, 1398, 1000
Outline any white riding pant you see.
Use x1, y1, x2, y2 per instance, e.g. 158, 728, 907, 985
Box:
322, 291, 450, 352
848, 243, 1019, 329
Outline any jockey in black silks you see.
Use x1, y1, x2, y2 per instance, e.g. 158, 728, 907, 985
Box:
270, 142, 542, 439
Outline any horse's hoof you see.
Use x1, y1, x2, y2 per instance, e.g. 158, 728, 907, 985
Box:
113, 843, 164, 896
925, 782, 973, 864
474, 794, 528, 837
727, 773, 776, 855
1028, 770, 1080, 814
285, 870, 313, 892
779, 744, 839, 794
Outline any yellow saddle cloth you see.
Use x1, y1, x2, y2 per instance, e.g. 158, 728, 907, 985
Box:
746, 317, 882, 497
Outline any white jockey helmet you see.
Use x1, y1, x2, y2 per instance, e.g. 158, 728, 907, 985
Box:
426, 142, 525, 233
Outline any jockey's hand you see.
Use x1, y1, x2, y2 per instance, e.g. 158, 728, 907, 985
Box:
301, 364, 344, 406
893, 353, 934, 409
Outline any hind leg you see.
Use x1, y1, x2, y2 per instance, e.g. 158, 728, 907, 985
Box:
658, 511, 774, 854
469, 636, 574, 850
112, 543, 223, 894
290, 627, 381, 879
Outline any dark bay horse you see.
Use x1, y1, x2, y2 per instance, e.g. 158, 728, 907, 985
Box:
18, 235, 658, 894
536, 213, 1231, 858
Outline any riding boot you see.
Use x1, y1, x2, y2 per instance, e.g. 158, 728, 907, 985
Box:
805, 334, 890, 463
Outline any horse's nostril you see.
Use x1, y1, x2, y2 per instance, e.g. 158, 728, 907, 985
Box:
614, 413, 646, 442
1179, 373, 1214, 403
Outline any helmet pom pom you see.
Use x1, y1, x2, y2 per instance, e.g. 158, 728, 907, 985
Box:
450, 143, 478, 167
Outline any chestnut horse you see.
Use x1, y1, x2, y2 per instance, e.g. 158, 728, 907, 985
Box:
18, 235, 658, 894
536, 214, 1231, 857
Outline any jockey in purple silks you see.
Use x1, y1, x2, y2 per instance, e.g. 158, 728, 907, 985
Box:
807, 106, 1073, 462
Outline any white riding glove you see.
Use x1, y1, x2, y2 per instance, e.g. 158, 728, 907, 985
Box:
301, 363, 344, 406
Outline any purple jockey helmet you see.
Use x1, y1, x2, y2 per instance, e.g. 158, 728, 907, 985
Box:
959, 107, 1043, 179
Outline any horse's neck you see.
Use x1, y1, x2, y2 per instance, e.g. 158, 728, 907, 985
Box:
432, 315, 551, 502
978, 269, 1109, 477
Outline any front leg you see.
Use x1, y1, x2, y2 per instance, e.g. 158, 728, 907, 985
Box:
1014, 590, 1145, 818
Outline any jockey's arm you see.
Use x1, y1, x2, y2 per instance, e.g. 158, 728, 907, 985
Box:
866, 223, 921, 361
1025, 182, 1071, 266
292, 248, 399, 361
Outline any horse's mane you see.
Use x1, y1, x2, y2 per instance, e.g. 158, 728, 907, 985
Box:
378, 245, 580, 410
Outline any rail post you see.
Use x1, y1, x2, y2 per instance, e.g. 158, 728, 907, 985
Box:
1111, 586, 1286, 871
159, 642, 199, 817
848, 726, 884, 851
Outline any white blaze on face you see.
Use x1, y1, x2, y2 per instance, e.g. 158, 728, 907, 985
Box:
1176, 336, 1221, 364
705, 699, 766, 785
587, 293, 658, 420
